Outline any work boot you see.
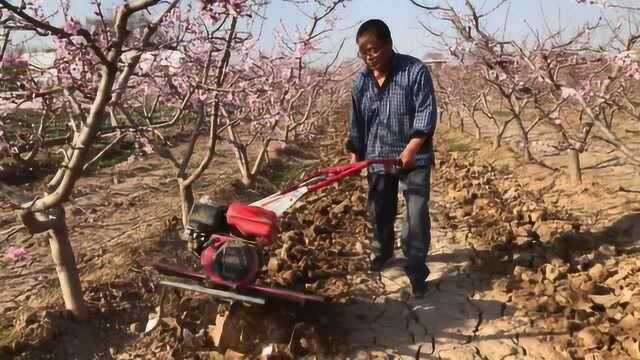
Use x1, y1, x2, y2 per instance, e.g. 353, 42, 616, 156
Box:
411, 280, 429, 299
370, 255, 392, 272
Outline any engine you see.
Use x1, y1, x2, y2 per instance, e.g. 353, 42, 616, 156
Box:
201, 238, 261, 286
186, 203, 229, 255
186, 201, 278, 286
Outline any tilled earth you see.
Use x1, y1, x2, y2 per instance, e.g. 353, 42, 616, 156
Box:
432, 151, 640, 359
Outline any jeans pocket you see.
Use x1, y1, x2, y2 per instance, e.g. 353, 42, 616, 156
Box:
401, 168, 430, 196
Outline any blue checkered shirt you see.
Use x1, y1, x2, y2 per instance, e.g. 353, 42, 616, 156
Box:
348, 52, 437, 172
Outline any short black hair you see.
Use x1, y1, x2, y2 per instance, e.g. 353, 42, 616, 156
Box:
356, 19, 392, 45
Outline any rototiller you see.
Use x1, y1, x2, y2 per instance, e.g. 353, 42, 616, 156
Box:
153, 159, 399, 305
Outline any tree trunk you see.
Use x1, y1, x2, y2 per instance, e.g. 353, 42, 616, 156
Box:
49, 217, 88, 320
493, 134, 501, 150
568, 149, 582, 184
231, 147, 252, 186
109, 108, 119, 128
226, 126, 252, 186
179, 179, 195, 229
229, 145, 252, 186
240, 167, 253, 186
251, 140, 270, 177
17, 204, 87, 320
515, 118, 532, 162
493, 120, 512, 151
522, 139, 532, 162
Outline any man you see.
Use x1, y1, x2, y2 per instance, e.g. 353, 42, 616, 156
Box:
346, 19, 437, 298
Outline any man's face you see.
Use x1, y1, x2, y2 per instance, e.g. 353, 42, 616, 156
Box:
356, 32, 391, 72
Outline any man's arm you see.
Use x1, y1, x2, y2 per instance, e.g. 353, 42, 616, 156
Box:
346, 83, 365, 162
400, 64, 437, 168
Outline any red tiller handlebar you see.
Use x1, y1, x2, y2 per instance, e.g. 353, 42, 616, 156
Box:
280, 158, 400, 194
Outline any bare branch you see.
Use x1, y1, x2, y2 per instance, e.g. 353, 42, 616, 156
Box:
184, 16, 239, 187
82, 132, 127, 171
408, 0, 449, 11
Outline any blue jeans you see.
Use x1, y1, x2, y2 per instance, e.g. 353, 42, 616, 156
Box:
367, 166, 432, 284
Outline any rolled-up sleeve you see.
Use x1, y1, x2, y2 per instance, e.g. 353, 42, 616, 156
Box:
347, 83, 365, 160
410, 65, 437, 139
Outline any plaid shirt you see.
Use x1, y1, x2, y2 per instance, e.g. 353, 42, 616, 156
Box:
347, 52, 437, 172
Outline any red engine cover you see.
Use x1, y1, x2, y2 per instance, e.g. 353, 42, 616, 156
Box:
226, 202, 278, 245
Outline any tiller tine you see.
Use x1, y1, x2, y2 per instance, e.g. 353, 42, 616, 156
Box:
158, 280, 267, 305
247, 284, 325, 304
152, 262, 206, 281
153, 263, 324, 305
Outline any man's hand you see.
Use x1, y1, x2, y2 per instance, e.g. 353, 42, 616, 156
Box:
400, 137, 426, 170
349, 152, 358, 163
399, 147, 416, 169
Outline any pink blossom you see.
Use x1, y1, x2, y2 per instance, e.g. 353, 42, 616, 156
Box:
5, 247, 27, 262
293, 40, 315, 58
560, 87, 578, 99
135, 135, 154, 155
1, 50, 27, 69
223, 0, 244, 16
52, 38, 68, 58
200, 0, 250, 18
64, 17, 83, 34
21, 0, 47, 20
574, 0, 609, 7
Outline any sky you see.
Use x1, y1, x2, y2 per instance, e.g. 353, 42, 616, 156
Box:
29, 0, 624, 61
